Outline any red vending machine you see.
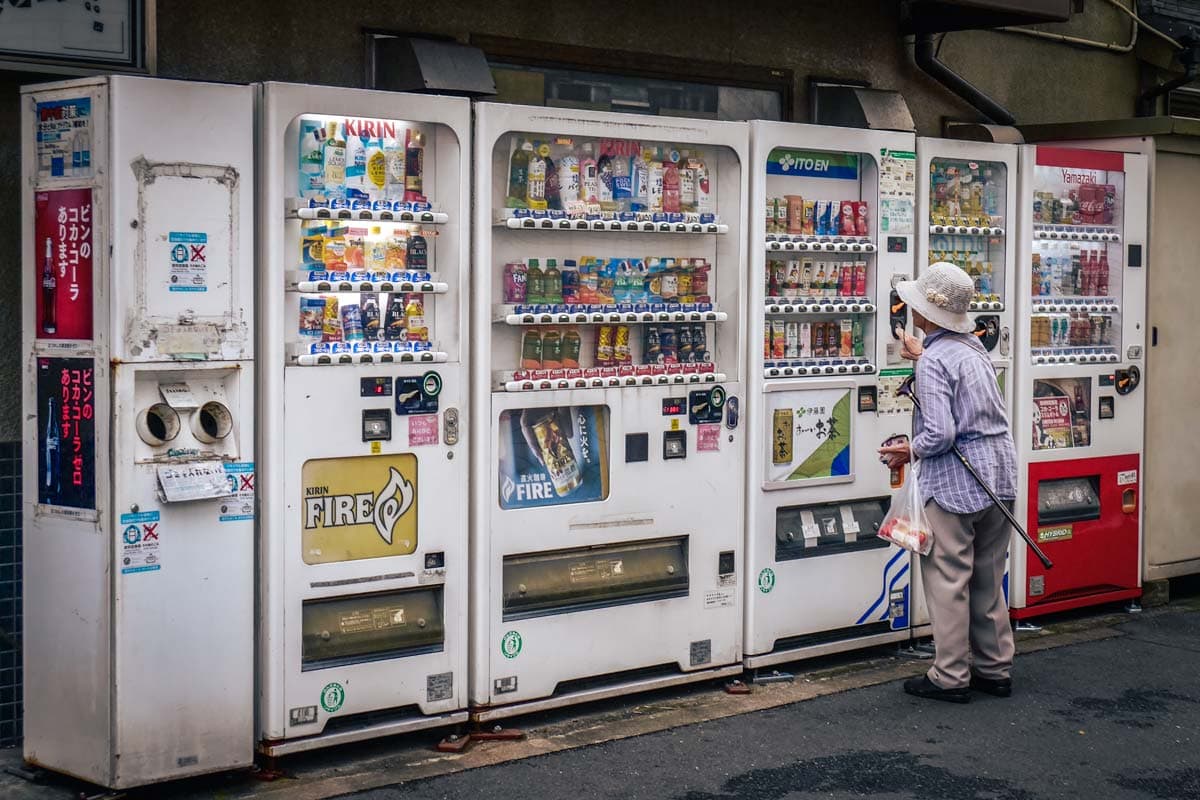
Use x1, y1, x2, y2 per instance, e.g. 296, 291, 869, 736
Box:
1011, 146, 1148, 619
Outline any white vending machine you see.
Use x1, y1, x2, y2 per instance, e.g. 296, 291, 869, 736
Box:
257, 83, 470, 754
744, 121, 918, 670
21, 76, 256, 788
471, 103, 747, 719
911, 138, 1018, 636
1009, 145, 1147, 620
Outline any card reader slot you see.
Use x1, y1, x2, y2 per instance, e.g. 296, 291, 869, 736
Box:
502, 536, 689, 621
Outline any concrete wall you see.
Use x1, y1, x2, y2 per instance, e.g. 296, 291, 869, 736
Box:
0, 0, 1141, 438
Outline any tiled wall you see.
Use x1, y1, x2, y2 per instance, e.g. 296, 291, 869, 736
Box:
0, 442, 21, 746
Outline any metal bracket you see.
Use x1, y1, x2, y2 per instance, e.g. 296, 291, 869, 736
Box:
1125, 601, 1143, 614
750, 669, 795, 685
1014, 620, 1043, 633
436, 724, 526, 754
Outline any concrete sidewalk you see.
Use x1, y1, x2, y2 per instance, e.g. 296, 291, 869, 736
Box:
2, 596, 1197, 799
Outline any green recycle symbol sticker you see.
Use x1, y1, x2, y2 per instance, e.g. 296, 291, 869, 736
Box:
320, 682, 345, 713
758, 568, 776, 594
501, 630, 523, 659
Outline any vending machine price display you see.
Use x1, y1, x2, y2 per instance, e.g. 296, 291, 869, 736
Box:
360, 376, 392, 397
661, 397, 685, 416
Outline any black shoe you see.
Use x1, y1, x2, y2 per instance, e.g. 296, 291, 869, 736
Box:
970, 674, 1013, 697
903, 675, 971, 704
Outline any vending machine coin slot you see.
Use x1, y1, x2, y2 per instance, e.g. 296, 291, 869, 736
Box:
424, 551, 445, 570
688, 388, 724, 426
973, 315, 1000, 352
663, 430, 687, 460
625, 433, 649, 463
1115, 366, 1140, 395
361, 409, 392, 442
889, 289, 908, 339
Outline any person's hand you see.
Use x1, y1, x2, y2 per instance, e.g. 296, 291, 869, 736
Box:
878, 441, 912, 470
898, 328, 923, 361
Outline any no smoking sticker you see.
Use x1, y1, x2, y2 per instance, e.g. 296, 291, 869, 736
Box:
119, 510, 162, 575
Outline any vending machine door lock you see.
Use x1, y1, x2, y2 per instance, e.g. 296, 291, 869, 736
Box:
443, 408, 459, 445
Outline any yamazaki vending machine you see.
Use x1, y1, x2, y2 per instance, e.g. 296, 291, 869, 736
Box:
911, 137, 1018, 636
470, 103, 747, 719
1010, 145, 1148, 619
743, 120, 918, 671
22, 77, 256, 788
256, 83, 470, 755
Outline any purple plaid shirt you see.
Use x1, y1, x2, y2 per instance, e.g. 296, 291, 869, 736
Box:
912, 330, 1017, 514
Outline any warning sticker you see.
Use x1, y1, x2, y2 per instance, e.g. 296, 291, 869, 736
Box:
1117, 470, 1138, 486
408, 414, 440, 447
704, 588, 735, 609
119, 510, 162, 575
167, 231, 208, 293
219, 462, 255, 522
697, 423, 721, 452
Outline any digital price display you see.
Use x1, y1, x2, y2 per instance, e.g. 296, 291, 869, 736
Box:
360, 376, 392, 397
37, 356, 96, 510
661, 397, 686, 416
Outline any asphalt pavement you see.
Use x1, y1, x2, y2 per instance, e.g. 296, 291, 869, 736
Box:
338, 608, 1200, 800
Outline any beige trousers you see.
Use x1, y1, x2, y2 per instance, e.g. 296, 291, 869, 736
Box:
921, 500, 1015, 689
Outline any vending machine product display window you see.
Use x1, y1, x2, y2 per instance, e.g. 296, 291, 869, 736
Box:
927, 157, 1008, 312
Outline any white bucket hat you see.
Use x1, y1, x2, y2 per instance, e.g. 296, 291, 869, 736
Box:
895, 262, 976, 334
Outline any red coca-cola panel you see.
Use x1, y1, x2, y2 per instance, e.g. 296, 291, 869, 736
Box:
34, 188, 93, 341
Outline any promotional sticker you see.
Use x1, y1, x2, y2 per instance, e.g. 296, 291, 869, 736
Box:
34, 189, 94, 341
35, 97, 92, 181
36, 357, 96, 510
119, 510, 161, 575
408, 414, 440, 447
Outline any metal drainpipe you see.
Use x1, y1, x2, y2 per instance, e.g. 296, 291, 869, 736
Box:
913, 32, 1016, 126
1137, 34, 1199, 117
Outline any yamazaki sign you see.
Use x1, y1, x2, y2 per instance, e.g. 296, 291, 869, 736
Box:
1036, 146, 1125, 174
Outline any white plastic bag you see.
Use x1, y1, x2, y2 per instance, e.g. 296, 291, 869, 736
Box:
878, 460, 934, 556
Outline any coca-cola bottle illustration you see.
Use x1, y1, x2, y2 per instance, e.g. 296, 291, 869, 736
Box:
44, 395, 60, 494
41, 237, 57, 335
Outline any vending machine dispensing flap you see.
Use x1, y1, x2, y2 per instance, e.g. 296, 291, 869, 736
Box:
301, 587, 445, 670
1037, 476, 1101, 525
775, 499, 891, 561
502, 537, 689, 621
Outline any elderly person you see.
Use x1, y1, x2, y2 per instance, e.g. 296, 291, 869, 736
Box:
879, 262, 1018, 703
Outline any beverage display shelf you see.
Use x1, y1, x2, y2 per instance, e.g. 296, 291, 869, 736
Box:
288, 343, 449, 367
1032, 349, 1119, 365
495, 304, 726, 325
763, 360, 875, 378
1032, 224, 1120, 242
1031, 299, 1120, 314
497, 368, 725, 393
287, 273, 450, 294
764, 298, 876, 314
765, 236, 875, 253
929, 224, 1005, 237
496, 216, 727, 234
286, 200, 449, 224
969, 301, 1005, 311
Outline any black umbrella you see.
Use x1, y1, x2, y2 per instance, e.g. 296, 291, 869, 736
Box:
897, 374, 1053, 570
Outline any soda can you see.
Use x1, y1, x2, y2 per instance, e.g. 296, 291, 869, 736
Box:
768, 259, 786, 297
661, 324, 679, 363
785, 321, 799, 358
692, 324, 710, 362
595, 324, 615, 366
802, 200, 816, 236
678, 323, 694, 362
340, 303, 364, 341
813, 320, 825, 357
771, 319, 785, 360
773, 408, 794, 465
799, 322, 812, 358
762, 320, 770, 360
614, 324, 632, 364
839, 319, 853, 358
645, 324, 664, 364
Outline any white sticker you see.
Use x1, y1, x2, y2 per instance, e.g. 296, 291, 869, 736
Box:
119, 510, 161, 575
718, 572, 737, 588
167, 231, 209, 293
704, 589, 735, 609
219, 462, 255, 522
157, 461, 232, 502
158, 382, 198, 409
1117, 470, 1138, 486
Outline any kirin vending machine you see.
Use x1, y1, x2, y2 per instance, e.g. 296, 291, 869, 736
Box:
257, 83, 470, 754
743, 120, 917, 671
911, 137, 1018, 636
470, 103, 746, 719
22, 77, 256, 788
1011, 145, 1148, 618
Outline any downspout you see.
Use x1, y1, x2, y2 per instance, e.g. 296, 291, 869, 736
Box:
1137, 34, 1199, 117
913, 32, 1015, 125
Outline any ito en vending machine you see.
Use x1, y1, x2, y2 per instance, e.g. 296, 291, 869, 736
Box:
22, 77, 255, 788
910, 137, 1018, 637
470, 103, 747, 719
1010, 145, 1148, 619
257, 83, 470, 754
743, 121, 918, 672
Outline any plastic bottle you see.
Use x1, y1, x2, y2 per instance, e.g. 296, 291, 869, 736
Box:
345, 133, 367, 204
299, 119, 327, 201
694, 154, 712, 214
71, 123, 91, 177
407, 233, 428, 273
384, 132, 406, 206
662, 151, 681, 214
579, 144, 599, 207
404, 294, 428, 342
365, 137, 387, 205
404, 129, 426, 204
544, 258, 563, 304
1098, 249, 1110, 296
507, 137, 531, 208
557, 153, 580, 209
679, 151, 698, 212
527, 146, 548, 210
385, 231, 408, 273
544, 154, 561, 211
322, 121, 347, 203
646, 149, 664, 213
631, 151, 650, 212
527, 258, 545, 304
598, 150, 618, 210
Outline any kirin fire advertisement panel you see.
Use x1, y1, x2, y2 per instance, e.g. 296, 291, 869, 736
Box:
498, 405, 609, 509
34, 189, 93, 341
301, 454, 419, 564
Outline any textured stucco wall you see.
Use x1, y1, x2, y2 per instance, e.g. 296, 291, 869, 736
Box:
0, 0, 1143, 438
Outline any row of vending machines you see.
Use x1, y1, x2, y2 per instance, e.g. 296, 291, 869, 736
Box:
20, 76, 1148, 789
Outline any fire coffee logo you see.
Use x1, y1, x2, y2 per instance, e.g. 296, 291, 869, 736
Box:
304, 467, 415, 545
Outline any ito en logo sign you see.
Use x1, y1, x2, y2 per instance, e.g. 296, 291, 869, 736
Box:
758, 568, 776, 594
301, 454, 418, 564
501, 630, 523, 659
320, 682, 345, 713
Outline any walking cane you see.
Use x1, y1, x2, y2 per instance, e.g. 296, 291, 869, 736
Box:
896, 374, 1054, 570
